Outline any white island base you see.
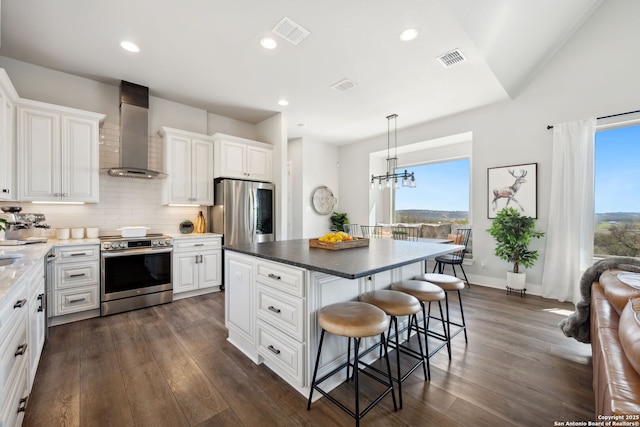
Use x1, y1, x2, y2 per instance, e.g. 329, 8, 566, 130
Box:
224, 250, 427, 398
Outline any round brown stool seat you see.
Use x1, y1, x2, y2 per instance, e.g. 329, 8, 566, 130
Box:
415, 273, 464, 291
319, 301, 389, 338
414, 273, 468, 357
360, 290, 421, 317
308, 302, 397, 426
391, 279, 445, 302
390, 280, 449, 379
359, 290, 425, 409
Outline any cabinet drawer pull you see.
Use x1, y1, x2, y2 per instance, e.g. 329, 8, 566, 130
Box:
69, 273, 87, 278
267, 345, 281, 355
70, 252, 89, 257
194, 243, 204, 246
14, 299, 27, 309
17, 396, 28, 413
15, 343, 28, 357
268, 305, 281, 314
69, 297, 87, 304
37, 293, 44, 312
268, 273, 281, 280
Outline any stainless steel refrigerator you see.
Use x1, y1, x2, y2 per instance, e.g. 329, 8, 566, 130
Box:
209, 179, 275, 245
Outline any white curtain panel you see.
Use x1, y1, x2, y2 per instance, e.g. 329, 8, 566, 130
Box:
541, 118, 596, 303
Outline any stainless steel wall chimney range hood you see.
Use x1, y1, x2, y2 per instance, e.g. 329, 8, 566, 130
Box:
106, 81, 166, 179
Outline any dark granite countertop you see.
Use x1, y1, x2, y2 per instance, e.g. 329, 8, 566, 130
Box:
223, 239, 464, 280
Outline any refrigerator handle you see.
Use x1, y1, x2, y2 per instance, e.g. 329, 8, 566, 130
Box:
250, 187, 256, 243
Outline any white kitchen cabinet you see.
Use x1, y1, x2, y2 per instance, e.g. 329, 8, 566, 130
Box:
51, 245, 100, 321
212, 133, 272, 182
0, 251, 47, 427
160, 127, 213, 205
17, 100, 105, 203
26, 261, 45, 392
0, 70, 18, 201
225, 252, 257, 356
173, 236, 221, 298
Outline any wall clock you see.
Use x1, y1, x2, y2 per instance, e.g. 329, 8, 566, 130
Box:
311, 186, 337, 215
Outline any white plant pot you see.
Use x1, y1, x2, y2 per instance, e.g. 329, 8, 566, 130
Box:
507, 271, 527, 290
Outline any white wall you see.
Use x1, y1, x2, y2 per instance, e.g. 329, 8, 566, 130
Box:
288, 139, 303, 239
207, 112, 257, 139
338, 0, 640, 295
256, 113, 287, 240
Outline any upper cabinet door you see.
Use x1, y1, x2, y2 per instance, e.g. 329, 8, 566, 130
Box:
62, 115, 100, 202
218, 140, 246, 178
18, 107, 61, 201
0, 92, 14, 200
161, 127, 213, 206
246, 145, 272, 182
0, 71, 18, 201
213, 134, 273, 182
17, 101, 104, 203
191, 138, 214, 205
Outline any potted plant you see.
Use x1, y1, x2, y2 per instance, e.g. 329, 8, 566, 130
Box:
330, 212, 349, 232
486, 207, 544, 290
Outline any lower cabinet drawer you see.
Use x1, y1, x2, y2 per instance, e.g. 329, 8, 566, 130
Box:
56, 262, 99, 289
0, 310, 27, 395
0, 356, 28, 427
55, 286, 99, 316
256, 285, 304, 341
257, 320, 304, 386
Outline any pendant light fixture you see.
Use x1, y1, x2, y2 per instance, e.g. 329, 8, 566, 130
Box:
370, 114, 416, 190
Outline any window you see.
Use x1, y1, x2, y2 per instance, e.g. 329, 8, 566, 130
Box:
394, 158, 470, 225
594, 122, 640, 257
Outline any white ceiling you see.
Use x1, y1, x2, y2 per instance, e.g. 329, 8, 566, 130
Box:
0, 0, 602, 145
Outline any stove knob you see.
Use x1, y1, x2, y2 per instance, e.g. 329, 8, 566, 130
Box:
119, 242, 127, 249
165, 239, 172, 246
157, 240, 165, 246
102, 242, 111, 250
151, 240, 159, 246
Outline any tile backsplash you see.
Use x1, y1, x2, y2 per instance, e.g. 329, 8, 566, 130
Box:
1, 121, 206, 236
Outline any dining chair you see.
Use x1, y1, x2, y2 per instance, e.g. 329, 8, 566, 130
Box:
343, 223, 361, 237
391, 226, 420, 241
360, 225, 383, 239
432, 227, 472, 286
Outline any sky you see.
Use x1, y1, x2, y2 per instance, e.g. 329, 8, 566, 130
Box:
595, 124, 640, 213
394, 158, 470, 211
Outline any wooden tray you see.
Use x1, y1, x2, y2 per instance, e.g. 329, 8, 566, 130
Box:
308, 238, 369, 250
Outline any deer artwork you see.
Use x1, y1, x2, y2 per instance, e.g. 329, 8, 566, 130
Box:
492, 169, 528, 212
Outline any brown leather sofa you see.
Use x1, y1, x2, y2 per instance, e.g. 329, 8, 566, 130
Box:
590, 269, 640, 416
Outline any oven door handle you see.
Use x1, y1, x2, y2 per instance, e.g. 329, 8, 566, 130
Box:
101, 248, 173, 258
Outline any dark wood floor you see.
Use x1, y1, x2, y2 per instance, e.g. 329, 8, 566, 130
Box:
24, 285, 594, 427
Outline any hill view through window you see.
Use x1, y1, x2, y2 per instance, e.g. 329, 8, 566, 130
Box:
594, 123, 640, 257
393, 158, 470, 225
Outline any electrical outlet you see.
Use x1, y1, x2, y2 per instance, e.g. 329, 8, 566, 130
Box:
481, 259, 487, 269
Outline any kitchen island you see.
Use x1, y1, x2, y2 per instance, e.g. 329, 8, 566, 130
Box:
223, 238, 464, 397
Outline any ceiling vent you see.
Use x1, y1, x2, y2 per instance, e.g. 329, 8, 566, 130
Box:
437, 49, 466, 68
272, 17, 311, 45
331, 78, 358, 92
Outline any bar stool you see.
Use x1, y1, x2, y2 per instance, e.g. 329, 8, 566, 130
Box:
307, 301, 397, 426
390, 280, 448, 379
414, 273, 467, 358
359, 290, 425, 409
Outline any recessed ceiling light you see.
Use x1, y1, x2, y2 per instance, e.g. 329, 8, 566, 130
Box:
399, 28, 418, 42
120, 41, 140, 53
260, 37, 278, 50
278, 99, 289, 106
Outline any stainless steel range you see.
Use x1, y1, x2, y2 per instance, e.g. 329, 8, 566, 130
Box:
100, 234, 173, 316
